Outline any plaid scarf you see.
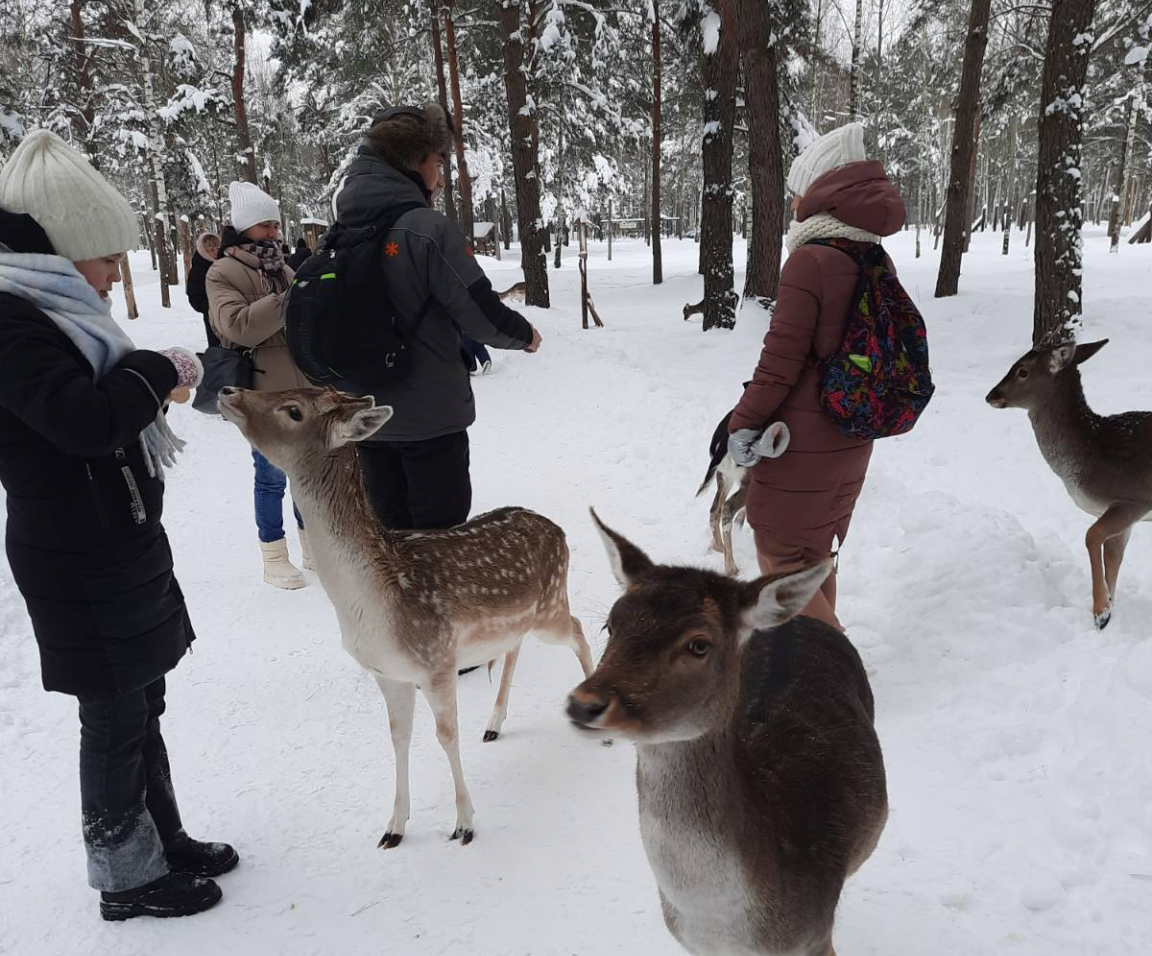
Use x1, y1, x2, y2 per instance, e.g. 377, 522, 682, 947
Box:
226, 239, 284, 274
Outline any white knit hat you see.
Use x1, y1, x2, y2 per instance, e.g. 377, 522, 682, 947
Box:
0, 129, 139, 260
228, 181, 280, 235
786, 123, 867, 198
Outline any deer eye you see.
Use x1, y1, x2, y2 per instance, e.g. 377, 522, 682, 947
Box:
286, 406, 303, 422
685, 639, 711, 658
1015, 368, 1029, 380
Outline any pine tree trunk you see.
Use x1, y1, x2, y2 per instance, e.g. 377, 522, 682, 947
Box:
68, 1, 97, 164
136, 5, 171, 309
231, 6, 257, 185
962, 112, 981, 253
120, 251, 138, 320
849, 0, 863, 121
429, 0, 458, 224
499, 0, 549, 307
608, 198, 613, 261
699, 0, 738, 331
651, 0, 663, 285
1002, 114, 1018, 255
736, 0, 783, 302
1108, 94, 1136, 252
554, 95, 565, 269
1033, 0, 1096, 346
934, 0, 992, 298
443, 0, 474, 246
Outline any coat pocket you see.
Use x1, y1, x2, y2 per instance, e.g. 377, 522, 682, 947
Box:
85, 463, 110, 531
115, 448, 147, 525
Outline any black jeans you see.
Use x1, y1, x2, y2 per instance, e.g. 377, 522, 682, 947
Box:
357, 431, 471, 530
78, 677, 184, 892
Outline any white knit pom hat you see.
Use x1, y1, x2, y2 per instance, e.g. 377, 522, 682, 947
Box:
0, 129, 139, 260
786, 123, 867, 198
228, 181, 281, 235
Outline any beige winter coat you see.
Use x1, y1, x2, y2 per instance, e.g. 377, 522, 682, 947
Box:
205, 253, 308, 392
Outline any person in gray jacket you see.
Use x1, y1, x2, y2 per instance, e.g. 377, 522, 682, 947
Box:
333, 104, 540, 530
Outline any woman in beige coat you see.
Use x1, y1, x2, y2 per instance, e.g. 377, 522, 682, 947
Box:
207, 182, 310, 589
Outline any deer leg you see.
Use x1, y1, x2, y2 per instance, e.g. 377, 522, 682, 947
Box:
709, 474, 726, 553
568, 614, 595, 678
1103, 527, 1133, 602
375, 677, 416, 849
1086, 504, 1147, 630
483, 645, 522, 743
423, 675, 475, 844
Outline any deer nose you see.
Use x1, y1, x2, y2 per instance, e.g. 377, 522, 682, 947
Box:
567, 692, 608, 727
219, 386, 240, 397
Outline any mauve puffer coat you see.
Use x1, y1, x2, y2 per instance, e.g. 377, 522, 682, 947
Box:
729, 160, 905, 556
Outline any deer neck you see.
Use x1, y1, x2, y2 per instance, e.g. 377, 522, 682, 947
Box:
287, 445, 399, 570
1026, 372, 1102, 483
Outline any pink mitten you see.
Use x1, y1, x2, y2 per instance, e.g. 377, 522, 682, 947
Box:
158, 347, 204, 389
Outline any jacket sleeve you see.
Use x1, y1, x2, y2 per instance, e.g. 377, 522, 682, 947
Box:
417, 219, 533, 350
0, 312, 178, 457
729, 249, 823, 433
206, 264, 287, 349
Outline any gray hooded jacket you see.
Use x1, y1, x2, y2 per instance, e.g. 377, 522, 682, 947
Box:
334, 154, 532, 441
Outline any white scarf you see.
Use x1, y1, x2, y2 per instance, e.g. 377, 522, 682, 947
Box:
785, 212, 880, 254
0, 253, 184, 479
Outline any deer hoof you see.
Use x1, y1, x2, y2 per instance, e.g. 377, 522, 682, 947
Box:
450, 828, 474, 845
377, 832, 403, 850
482, 730, 500, 742
1095, 607, 1112, 631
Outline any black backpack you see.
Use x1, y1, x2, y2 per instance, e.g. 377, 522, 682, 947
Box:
285, 202, 425, 389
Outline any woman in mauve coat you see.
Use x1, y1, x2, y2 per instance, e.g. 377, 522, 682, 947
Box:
728, 123, 905, 630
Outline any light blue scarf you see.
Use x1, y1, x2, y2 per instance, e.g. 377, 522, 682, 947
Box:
0, 252, 184, 478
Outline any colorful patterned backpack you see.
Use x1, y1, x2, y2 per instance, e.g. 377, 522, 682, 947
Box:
806, 238, 934, 440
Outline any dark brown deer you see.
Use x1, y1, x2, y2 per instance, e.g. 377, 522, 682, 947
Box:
218, 386, 594, 847
987, 339, 1152, 629
568, 512, 887, 956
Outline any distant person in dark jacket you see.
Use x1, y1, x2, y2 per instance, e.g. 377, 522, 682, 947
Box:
0, 130, 234, 922
286, 235, 311, 271
333, 103, 540, 531
186, 231, 220, 347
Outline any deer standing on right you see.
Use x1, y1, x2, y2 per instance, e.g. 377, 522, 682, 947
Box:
568, 512, 887, 956
986, 339, 1152, 629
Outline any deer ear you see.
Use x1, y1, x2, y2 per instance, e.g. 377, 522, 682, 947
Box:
737, 560, 833, 642
591, 509, 654, 588
332, 406, 394, 445
1047, 343, 1077, 373
1073, 339, 1108, 366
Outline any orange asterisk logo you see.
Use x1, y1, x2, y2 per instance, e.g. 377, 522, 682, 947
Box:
385, 242, 400, 257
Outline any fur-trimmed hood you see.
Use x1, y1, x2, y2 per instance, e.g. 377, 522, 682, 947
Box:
362, 103, 453, 172
195, 231, 220, 259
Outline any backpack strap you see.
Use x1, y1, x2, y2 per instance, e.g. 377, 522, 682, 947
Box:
321, 201, 426, 251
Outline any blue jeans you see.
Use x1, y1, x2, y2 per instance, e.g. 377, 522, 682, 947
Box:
460, 335, 491, 372
252, 449, 302, 543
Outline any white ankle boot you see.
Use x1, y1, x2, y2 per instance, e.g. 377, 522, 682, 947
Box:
298, 529, 315, 571
260, 539, 305, 590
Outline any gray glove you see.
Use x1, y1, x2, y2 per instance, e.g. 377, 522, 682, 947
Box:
727, 422, 791, 468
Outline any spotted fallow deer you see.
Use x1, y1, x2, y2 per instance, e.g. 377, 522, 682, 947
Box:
986, 339, 1152, 629
568, 512, 887, 956
218, 386, 594, 847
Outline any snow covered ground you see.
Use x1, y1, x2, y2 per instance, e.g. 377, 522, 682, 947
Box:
2, 226, 1151, 955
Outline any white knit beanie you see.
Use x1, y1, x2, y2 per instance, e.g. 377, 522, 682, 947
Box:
786, 123, 867, 198
228, 181, 281, 235
0, 129, 139, 260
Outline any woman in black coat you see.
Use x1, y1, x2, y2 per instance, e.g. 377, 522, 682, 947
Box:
186, 231, 220, 348
0, 130, 235, 922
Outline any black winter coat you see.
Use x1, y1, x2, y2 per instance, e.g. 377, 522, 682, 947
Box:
186, 250, 211, 316
286, 239, 311, 272
0, 287, 194, 697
